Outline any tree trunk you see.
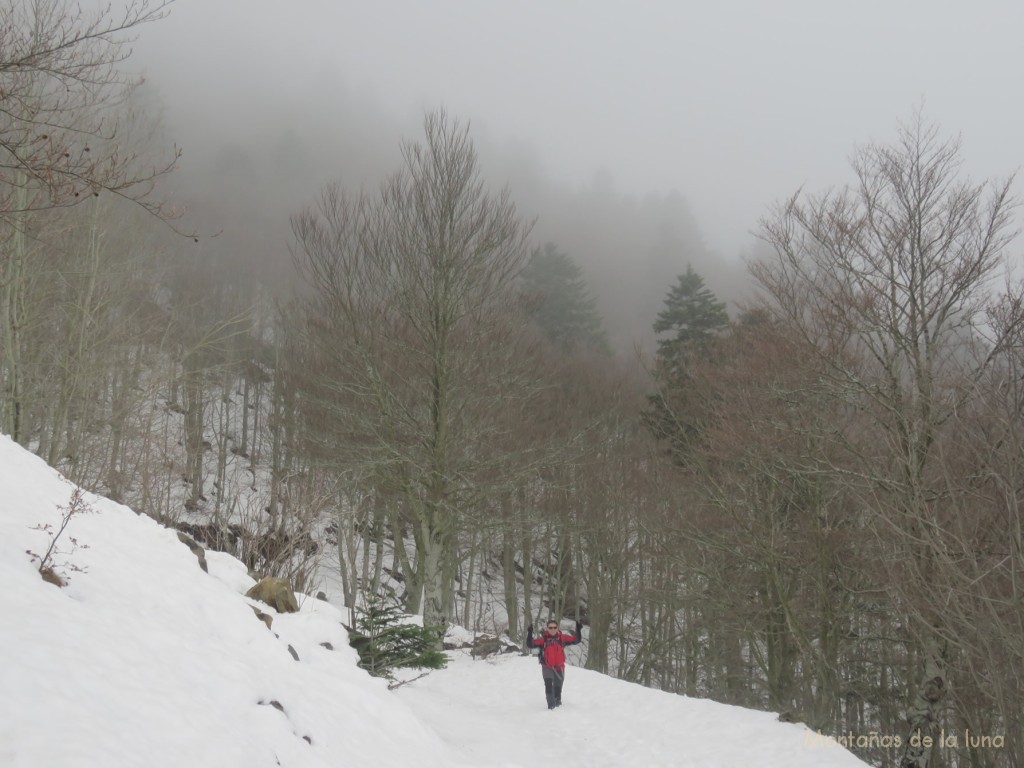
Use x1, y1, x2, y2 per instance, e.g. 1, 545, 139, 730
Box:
584, 550, 611, 674
2, 180, 29, 444
900, 636, 947, 768
502, 527, 519, 639
522, 530, 534, 647
420, 511, 450, 642
183, 353, 205, 508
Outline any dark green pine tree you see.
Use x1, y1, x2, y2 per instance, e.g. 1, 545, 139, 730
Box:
652, 265, 729, 373
520, 242, 610, 355
347, 595, 448, 679
644, 265, 729, 460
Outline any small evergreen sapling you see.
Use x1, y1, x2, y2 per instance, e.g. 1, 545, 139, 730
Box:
347, 595, 447, 679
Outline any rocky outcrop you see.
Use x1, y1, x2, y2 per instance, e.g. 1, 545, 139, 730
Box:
175, 532, 208, 573
251, 605, 273, 629
452, 633, 520, 659
470, 637, 503, 659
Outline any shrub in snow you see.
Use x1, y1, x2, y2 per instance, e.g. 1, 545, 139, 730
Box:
26, 487, 94, 587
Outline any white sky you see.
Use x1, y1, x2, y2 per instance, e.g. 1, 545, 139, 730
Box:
132, 0, 1024, 258
0, 433, 877, 767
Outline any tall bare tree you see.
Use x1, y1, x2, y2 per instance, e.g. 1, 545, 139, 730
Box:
756, 112, 1020, 768
291, 110, 535, 643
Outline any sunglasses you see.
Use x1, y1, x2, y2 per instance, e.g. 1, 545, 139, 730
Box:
546, 625, 559, 630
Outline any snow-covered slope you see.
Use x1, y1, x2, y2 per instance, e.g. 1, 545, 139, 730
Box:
0, 434, 868, 768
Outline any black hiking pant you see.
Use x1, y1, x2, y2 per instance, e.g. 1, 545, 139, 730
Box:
542, 666, 564, 709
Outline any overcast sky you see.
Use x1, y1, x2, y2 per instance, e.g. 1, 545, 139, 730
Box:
133, 0, 1024, 260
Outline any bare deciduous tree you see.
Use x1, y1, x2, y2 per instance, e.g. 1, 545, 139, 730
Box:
291, 110, 535, 644
1, 0, 177, 217
756, 111, 1020, 768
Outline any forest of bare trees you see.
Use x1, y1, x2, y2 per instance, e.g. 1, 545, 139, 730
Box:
2, 5, 1022, 768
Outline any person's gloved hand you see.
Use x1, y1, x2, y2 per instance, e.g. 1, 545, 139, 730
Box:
527, 625, 533, 633
576, 620, 583, 633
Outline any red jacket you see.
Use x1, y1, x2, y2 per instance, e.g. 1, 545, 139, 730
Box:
527, 624, 582, 670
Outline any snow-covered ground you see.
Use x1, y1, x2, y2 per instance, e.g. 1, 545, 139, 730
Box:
0, 434, 870, 767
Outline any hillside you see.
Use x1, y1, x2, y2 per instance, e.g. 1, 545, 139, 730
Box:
0, 434, 868, 768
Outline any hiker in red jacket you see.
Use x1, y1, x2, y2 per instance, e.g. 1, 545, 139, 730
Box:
526, 619, 583, 709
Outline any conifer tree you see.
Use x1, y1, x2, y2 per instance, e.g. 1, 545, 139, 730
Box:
347, 595, 448, 679
652, 265, 728, 373
520, 242, 610, 354
644, 265, 728, 460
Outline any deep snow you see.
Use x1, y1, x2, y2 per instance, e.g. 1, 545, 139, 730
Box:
0, 434, 869, 767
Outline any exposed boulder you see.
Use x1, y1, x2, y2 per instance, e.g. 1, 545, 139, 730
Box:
245, 577, 299, 613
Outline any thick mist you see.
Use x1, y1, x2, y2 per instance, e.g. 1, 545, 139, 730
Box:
129, 0, 1024, 352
